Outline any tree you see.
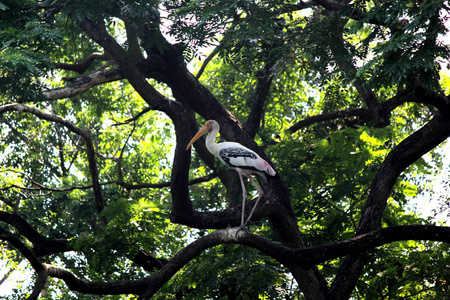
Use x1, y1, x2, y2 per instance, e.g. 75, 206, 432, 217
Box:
0, 0, 449, 299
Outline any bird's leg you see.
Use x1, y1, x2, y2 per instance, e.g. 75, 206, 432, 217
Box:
242, 175, 263, 227
238, 172, 247, 228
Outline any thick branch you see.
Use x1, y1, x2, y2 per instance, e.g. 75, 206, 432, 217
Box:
44, 230, 245, 297
412, 86, 450, 116
40, 222, 449, 299
309, 0, 381, 24
0, 211, 168, 278
54, 52, 112, 74
45, 264, 146, 295
79, 18, 175, 114
359, 113, 450, 234
132, 250, 167, 272
44, 63, 122, 100
124, 21, 146, 62
135, 225, 450, 298
173, 201, 276, 229
228, 225, 450, 269
288, 88, 417, 133
0, 211, 70, 256
312, 0, 347, 11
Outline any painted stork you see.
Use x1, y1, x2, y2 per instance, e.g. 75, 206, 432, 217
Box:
186, 120, 276, 228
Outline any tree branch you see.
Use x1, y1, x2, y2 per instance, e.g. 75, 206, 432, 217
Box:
411, 86, 450, 116
39, 221, 449, 299
44, 62, 122, 100
195, 46, 221, 80
195, 16, 241, 80
331, 19, 389, 126
0, 226, 48, 300
329, 112, 450, 299
287, 89, 418, 133
359, 113, 450, 234
244, 64, 275, 139
45, 264, 146, 295
78, 18, 176, 114
289, 108, 370, 133
0, 211, 169, 279
0, 104, 105, 217
54, 52, 112, 74
0, 211, 71, 256
117, 173, 217, 190
132, 249, 168, 272
122, 225, 450, 298
0, 175, 217, 194
113, 107, 152, 126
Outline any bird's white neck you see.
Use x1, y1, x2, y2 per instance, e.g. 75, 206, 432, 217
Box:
205, 124, 220, 157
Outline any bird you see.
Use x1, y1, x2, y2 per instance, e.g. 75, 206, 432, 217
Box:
186, 120, 276, 228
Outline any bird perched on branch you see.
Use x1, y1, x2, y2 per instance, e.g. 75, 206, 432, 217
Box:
186, 120, 276, 228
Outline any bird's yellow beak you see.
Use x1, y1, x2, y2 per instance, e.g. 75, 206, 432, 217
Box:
186, 123, 210, 150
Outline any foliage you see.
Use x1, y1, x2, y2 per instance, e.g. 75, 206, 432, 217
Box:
1, 0, 450, 299
158, 243, 289, 299
0, 0, 60, 100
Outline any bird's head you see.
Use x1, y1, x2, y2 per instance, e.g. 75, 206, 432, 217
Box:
186, 120, 217, 150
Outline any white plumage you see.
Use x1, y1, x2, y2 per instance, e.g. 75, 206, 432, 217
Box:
186, 120, 276, 228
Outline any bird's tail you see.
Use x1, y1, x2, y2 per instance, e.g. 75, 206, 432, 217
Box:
255, 159, 276, 176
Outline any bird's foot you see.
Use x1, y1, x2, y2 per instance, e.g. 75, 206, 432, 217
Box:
238, 219, 252, 231
237, 221, 248, 231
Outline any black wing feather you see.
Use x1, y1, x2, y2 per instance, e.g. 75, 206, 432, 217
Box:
219, 147, 260, 172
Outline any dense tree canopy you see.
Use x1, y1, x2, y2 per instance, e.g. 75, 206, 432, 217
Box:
1, 0, 450, 299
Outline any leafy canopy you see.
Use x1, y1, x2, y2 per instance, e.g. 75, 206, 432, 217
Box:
0, 0, 449, 299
